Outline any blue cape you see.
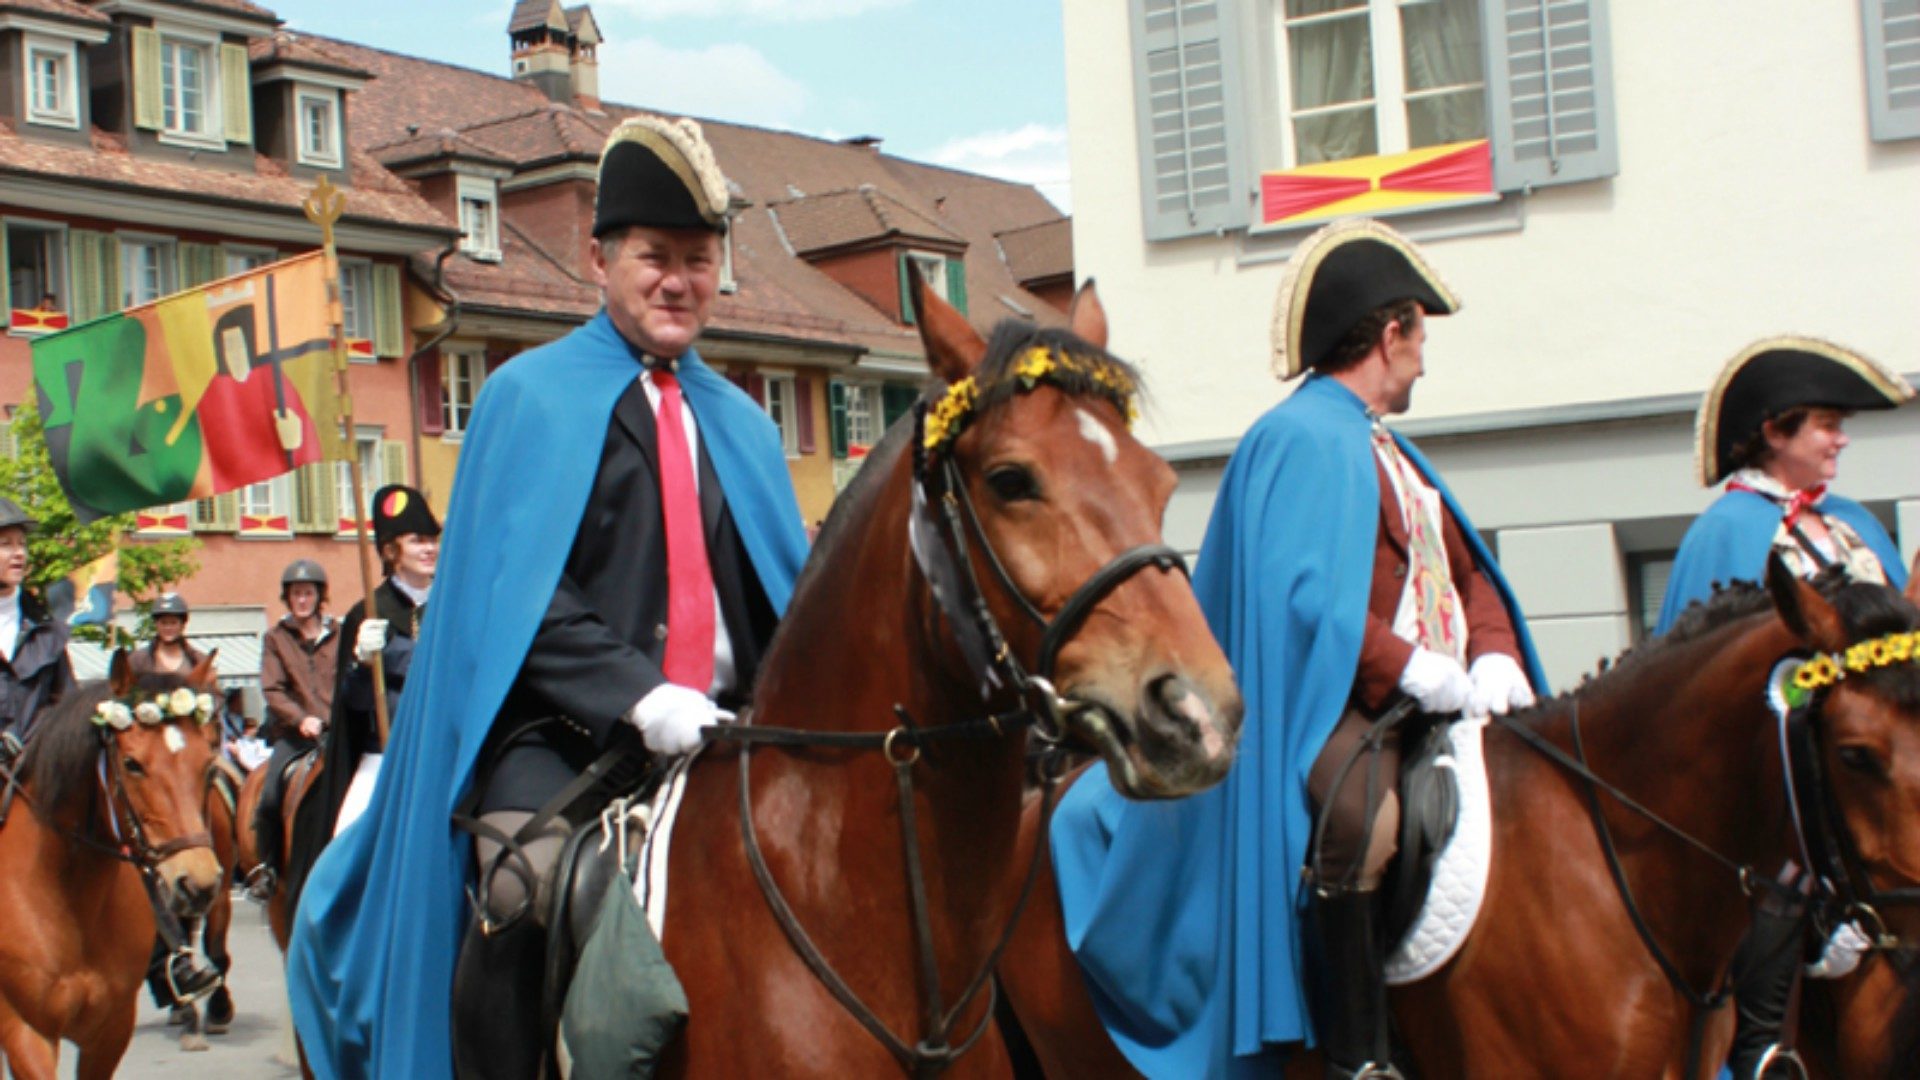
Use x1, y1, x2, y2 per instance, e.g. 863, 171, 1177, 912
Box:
1655, 488, 1905, 636
286, 312, 808, 1080
1050, 375, 1545, 1078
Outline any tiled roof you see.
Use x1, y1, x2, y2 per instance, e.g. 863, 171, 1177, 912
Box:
152, 0, 279, 23
372, 128, 518, 171
429, 220, 599, 319
452, 104, 609, 167
565, 5, 598, 40
2, 0, 108, 25
304, 38, 556, 151
248, 31, 369, 79
508, 0, 565, 34
0, 125, 451, 233
996, 216, 1073, 285
770, 185, 965, 255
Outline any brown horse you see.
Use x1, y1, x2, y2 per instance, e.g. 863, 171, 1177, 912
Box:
0, 650, 226, 1080
1002, 565, 1920, 1077
649, 277, 1242, 1076
233, 743, 323, 953
1801, 950, 1919, 1079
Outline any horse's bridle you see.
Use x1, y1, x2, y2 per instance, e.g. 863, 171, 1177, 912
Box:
705, 399, 1188, 1077
96, 725, 218, 870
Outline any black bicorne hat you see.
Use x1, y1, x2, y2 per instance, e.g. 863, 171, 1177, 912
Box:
1270, 217, 1460, 380
592, 114, 731, 238
372, 485, 442, 548
1695, 336, 1914, 486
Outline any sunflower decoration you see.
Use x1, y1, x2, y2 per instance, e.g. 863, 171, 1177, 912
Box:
1782, 630, 1920, 700
922, 345, 1140, 457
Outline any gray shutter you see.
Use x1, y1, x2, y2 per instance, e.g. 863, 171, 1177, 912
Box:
1482, 0, 1619, 191
1865, 0, 1920, 141
132, 26, 162, 132
1130, 0, 1249, 240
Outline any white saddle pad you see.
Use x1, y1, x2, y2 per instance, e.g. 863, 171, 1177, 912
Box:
1385, 717, 1493, 986
635, 748, 700, 941
332, 752, 383, 838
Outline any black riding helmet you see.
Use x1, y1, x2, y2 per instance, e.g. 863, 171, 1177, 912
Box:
0, 497, 35, 533
151, 592, 190, 618
281, 558, 329, 602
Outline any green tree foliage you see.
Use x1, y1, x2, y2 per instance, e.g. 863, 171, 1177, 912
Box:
0, 399, 198, 644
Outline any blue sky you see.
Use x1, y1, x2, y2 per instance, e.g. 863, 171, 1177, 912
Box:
263, 0, 1073, 210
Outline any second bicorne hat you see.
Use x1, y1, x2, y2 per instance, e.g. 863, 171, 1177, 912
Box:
1270, 217, 1460, 381
1694, 336, 1914, 486
372, 485, 442, 548
593, 114, 731, 238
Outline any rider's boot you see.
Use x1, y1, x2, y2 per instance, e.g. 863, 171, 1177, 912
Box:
250, 770, 285, 900
140, 870, 223, 1005
1311, 886, 1404, 1080
1727, 901, 1810, 1080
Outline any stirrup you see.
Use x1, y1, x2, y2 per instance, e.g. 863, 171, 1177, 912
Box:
165, 949, 222, 1006
1338, 1063, 1405, 1080
243, 864, 276, 902
1752, 1045, 1809, 1080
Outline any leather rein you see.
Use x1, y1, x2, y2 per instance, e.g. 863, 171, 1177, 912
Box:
0, 724, 216, 874
703, 410, 1186, 1076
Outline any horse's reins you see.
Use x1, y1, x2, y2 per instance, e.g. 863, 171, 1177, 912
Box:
0, 728, 217, 870
704, 396, 1186, 1077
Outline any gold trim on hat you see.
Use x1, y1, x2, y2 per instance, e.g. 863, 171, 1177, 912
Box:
1269, 217, 1461, 382
600, 114, 730, 225
1694, 335, 1916, 487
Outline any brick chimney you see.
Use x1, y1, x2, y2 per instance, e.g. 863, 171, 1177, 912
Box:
567, 6, 602, 110
508, 0, 573, 103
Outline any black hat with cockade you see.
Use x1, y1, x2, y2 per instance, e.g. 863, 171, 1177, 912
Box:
372, 485, 441, 548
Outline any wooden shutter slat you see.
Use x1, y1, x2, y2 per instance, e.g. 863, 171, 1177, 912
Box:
1483, 0, 1619, 191
795, 375, 816, 455
945, 258, 968, 317
372, 263, 404, 358
1130, 0, 1250, 240
132, 27, 162, 132
417, 351, 445, 435
380, 440, 408, 491
829, 380, 849, 459
1865, 0, 1920, 140
220, 43, 251, 145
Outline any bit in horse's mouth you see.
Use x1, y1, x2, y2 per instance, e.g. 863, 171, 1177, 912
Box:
1067, 698, 1171, 800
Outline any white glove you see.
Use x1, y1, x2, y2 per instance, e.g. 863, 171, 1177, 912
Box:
1468, 653, 1536, 717
1397, 648, 1472, 716
626, 683, 734, 756
354, 618, 389, 663
1804, 920, 1870, 980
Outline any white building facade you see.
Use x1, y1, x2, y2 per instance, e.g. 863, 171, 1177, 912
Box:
1065, 0, 1920, 688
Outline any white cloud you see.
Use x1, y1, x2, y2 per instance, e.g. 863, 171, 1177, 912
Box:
596, 0, 909, 22
922, 123, 1073, 214
594, 38, 810, 130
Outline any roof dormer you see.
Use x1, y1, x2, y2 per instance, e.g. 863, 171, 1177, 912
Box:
248, 31, 370, 179
768, 184, 969, 324
91, 0, 277, 161
0, 1, 111, 141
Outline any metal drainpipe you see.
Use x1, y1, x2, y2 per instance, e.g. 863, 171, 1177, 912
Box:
406, 243, 461, 496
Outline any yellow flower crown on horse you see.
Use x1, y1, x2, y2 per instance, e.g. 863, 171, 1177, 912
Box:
1778, 629, 1920, 710
922, 344, 1141, 457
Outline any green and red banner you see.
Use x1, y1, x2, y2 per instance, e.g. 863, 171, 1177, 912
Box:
32, 251, 347, 522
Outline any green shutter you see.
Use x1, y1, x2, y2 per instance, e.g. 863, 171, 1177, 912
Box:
881, 384, 919, 429
896, 250, 915, 325
220, 42, 251, 145
68, 230, 119, 323
372, 263, 404, 358
132, 26, 162, 131
179, 243, 223, 287
946, 258, 968, 316
1482, 0, 1619, 191
380, 439, 408, 489
291, 462, 336, 534
828, 380, 849, 459
194, 493, 238, 532
1131, 0, 1251, 240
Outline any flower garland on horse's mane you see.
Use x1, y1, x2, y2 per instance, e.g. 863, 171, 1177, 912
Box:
94, 687, 216, 731
923, 344, 1140, 458
1777, 629, 1920, 709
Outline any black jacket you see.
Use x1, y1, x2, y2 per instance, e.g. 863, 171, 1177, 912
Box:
476, 376, 778, 814
0, 592, 75, 740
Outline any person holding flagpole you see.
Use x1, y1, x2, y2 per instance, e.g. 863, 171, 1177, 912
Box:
288, 114, 809, 1079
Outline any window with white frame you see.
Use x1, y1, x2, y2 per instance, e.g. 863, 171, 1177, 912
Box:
160, 32, 217, 141
296, 89, 341, 168
339, 258, 373, 345
762, 374, 800, 457
907, 251, 948, 299
844, 383, 881, 449
1269, 0, 1487, 168
121, 236, 178, 307
334, 431, 382, 527
7, 222, 67, 319
224, 245, 274, 276
237, 474, 290, 522
442, 350, 486, 435
24, 36, 78, 129
457, 177, 501, 261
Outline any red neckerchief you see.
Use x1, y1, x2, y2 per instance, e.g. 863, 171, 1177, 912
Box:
1729, 480, 1828, 528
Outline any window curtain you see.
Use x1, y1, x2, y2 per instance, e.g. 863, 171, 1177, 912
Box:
1400, 0, 1486, 148
1286, 0, 1377, 164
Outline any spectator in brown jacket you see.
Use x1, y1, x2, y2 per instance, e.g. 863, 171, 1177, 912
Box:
253, 559, 338, 889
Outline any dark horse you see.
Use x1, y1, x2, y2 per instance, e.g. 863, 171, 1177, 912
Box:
1001, 563, 1920, 1077
650, 276, 1243, 1075
0, 650, 226, 1079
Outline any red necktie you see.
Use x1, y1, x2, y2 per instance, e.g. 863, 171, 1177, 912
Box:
653, 370, 716, 691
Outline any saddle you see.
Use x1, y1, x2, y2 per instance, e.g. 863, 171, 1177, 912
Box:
450, 724, 663, 1080
1384, 719, 1461, 951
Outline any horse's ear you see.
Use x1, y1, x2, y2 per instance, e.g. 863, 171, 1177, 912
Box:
1067, 278, 1108, 351
1766, 553, 1848, 652
188, 648, 219, 691
910, 261, 985, 385
1907, 550, 1919, 606
108, 648, 135, 698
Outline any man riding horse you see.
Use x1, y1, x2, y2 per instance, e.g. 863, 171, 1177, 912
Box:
287, 115, 808, 1078
1049, 219, 1546, 1079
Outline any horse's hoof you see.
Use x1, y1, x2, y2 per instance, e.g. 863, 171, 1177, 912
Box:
180, 1032, 210, 1052
206, 992, 234, 1030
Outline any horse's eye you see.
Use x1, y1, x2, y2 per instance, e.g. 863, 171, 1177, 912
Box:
985, 465, 1040, 503
1836, 745, 1886, 778
121, 757, 145, 777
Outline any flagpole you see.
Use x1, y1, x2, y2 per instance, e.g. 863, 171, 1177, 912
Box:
303, 177, 390, 748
